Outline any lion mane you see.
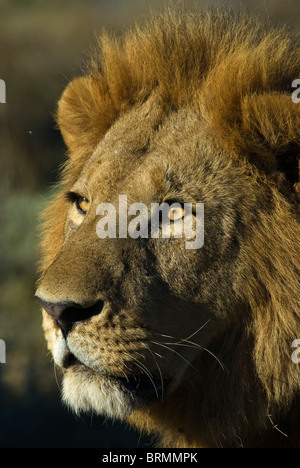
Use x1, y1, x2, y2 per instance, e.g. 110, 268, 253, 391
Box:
37, 10, 300, 448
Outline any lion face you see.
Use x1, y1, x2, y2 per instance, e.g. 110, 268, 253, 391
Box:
36, 103, 254, 421
36, 11, 300, 447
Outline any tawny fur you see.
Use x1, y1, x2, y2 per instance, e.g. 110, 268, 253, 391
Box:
37, 10, 300, 448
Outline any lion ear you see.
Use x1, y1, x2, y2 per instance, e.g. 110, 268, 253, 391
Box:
240, 94, 300, 191
56, 76, 118, 154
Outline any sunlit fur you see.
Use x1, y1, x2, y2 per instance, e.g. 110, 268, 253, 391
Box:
37, 10, 300, 448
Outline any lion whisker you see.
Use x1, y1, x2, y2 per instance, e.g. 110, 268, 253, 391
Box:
150, 320, 226, 371
150, 319, 210, 344
268, 414, 288, 438
119, 363, 131, 383
133, 362, 159, 399
145, 345, 165, 402
181, 319, 211, 342
150, 340, 199, 372
155, 332, 180, 340
163, 340, 227, 372
53, 363, 62, 391
123, 352, 159, 399
150, 349, 164, 359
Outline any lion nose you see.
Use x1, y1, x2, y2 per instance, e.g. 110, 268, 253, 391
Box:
36, 297, 104, 337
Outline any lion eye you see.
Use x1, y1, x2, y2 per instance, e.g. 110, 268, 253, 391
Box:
168, 206, 185, 221
76, 196, 90, 215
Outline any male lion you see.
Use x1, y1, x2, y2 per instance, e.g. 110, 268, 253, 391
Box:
36, 10, 300, 448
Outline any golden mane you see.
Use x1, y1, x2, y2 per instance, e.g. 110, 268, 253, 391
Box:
57, 9, 300, 198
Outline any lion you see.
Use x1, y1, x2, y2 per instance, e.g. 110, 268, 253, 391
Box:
36, 10, 300, 448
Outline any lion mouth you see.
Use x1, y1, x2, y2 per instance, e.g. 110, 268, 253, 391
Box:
63, 352, 167, 402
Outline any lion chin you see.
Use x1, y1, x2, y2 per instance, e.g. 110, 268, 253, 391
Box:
61, 358, 166, 420
62, 366, 139, 420
47, 325, 167, 420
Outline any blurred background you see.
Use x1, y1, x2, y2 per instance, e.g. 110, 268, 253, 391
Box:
0, 0, 299, 448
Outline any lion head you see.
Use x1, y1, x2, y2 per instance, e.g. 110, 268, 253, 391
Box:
36, 11, 300, 448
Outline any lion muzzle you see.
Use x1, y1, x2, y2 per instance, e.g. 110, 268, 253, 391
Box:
35, 296, 104, 338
